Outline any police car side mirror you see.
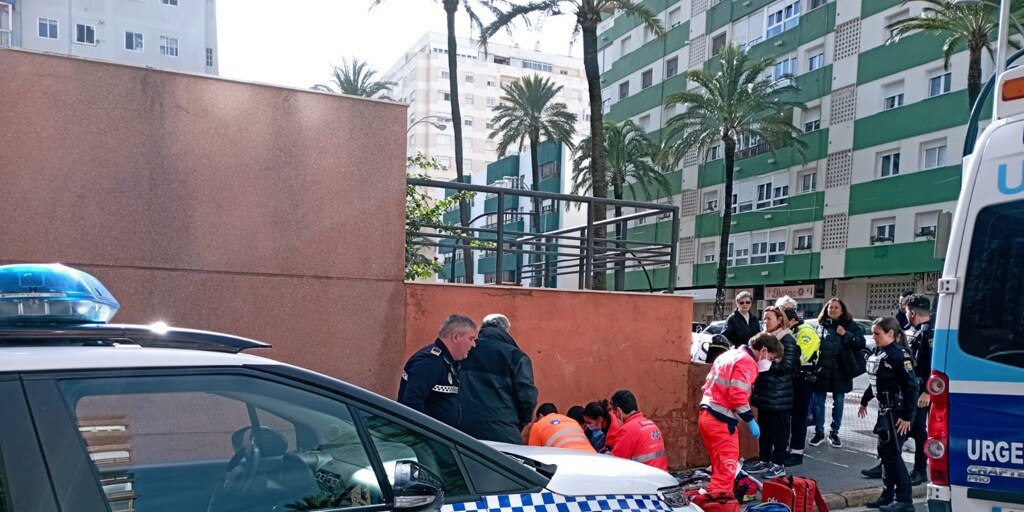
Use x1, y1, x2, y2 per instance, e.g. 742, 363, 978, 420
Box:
393, 460, 445, 512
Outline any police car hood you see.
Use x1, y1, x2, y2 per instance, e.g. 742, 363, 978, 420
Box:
484, 442, 677, 495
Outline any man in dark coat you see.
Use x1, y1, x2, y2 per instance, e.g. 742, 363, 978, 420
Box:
458, 314, 538, 444
723, 291, 761, 347
399, 315, 478, 428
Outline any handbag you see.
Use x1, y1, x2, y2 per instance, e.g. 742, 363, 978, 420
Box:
837, 342, 867, 378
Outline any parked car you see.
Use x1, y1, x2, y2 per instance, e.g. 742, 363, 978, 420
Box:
691, 321, 727, 364
0, 263, 699, 512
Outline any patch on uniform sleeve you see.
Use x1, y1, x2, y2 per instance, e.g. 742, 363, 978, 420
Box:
430, 347, 442, 356
904, 360, 914, 372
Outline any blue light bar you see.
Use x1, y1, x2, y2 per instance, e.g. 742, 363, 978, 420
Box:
0, 264, 120, 324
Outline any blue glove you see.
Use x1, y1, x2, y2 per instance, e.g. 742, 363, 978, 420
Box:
747, 419, 760, 439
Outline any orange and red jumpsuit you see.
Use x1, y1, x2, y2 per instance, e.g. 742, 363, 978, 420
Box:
699, 346, 759, 494
612, 412, 669, 471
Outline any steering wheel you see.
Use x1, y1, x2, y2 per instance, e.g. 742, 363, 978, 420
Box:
207, 430, 263, 512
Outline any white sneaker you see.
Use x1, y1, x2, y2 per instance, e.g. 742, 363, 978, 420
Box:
745, 461, 771, 474
763, 463, 786, 478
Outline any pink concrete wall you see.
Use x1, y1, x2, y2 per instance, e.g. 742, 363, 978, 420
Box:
404, 283, 717, 468
0, 50, 408, 391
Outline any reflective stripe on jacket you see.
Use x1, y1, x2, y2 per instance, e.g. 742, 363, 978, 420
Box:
700, 346, 758, 427
611, 412, 668, 471
528, 414, 596, 452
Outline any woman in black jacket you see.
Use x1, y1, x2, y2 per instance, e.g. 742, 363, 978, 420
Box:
748, 305, 799, 478
723, 291, 761, 347
810, 298, 865, 448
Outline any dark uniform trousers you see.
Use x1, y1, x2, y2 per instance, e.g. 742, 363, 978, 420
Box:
877, 412, 912, 503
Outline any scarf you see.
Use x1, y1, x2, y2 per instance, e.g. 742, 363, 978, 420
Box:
770, 327, 789, 341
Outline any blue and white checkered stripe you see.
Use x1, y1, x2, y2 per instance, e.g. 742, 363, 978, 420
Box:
443, 492, 671, 512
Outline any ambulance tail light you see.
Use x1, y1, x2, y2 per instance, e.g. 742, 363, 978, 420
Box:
926, 370, 949, 486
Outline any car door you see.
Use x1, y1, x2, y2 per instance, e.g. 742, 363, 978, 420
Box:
0, 377, 58, 512
24, 367, 398, 512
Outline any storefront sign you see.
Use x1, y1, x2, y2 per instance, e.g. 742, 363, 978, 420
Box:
764, 285, 816, 300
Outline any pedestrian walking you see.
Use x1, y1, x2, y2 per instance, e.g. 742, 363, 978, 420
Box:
747, 306, 798, 478
904, 295, 934, 486
783, 305, 820, 467
398, 314, 478, 428
527, 403, 596, 452
810, 298, 866, 449
699, 332, 783, 494
723, 291, 761, 348
609, 390, 669, 471
458, 313, 539, 444
859, 317, 919, 512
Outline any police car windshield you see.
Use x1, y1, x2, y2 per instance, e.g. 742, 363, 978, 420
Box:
500, 452, 558, 479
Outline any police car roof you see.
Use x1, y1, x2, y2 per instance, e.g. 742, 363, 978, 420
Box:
0, 345, 280, 372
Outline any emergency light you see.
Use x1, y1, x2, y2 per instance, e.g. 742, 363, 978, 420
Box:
0, 264, 120, 324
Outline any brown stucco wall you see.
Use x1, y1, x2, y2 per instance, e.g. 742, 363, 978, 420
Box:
0, 50, 408, 391
403, 283, 716, 469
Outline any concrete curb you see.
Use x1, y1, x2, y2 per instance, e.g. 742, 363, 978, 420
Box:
822, 485, 927, 510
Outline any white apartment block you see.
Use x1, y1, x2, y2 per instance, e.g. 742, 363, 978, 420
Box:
385, 32, 591, 180
0, 0, 218, 74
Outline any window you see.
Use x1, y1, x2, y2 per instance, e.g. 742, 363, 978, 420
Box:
773, 56, 797, 82
958, 200, 1024, 368
668, 7, 682, 27
438, 134, 451, 146
440, 91, 451, 101
915, 211, 939, 238
727, 234, 751, 267
541, 199, 556, 214
56, 374, 400, 512
465, 73, 475, 83
485, 121, 494, 130
929, 71, 952, 97
879, 151, 901, 177
756, 180, 774, 209
484, 272, 497, 284
923, 141, 947, 169
807, 48, 825, 71
521, 60, 553, 72
465, 159, 473, 171
703, 190, 719, 212
619, 35, 632, 55
125, 31, 143, 51
708, 144, 722, 161
766, 0, 800, 38
540, 162, 559, 179
886, 10, 909, 42
883, 82, 904, 110
803, 106, 821, 133
638, 114, 651, 132
794, 229, 813, 251
641, 69, 653, 89
464, 117, 473, 127
701, 241, 717, 262
206, 47, 214, 67
711, 33, 727, 57
75, 23, 96, 45
798, 169, 817, 192
465, 94, 474, 105
38, 18, 58, 39
751, 229, 787, 264
486, 97, 496, 107
159, 36, 179, 57
666, 57, 679, 77
441, 70, 450, 79
486, 78, 496, 87
619, 81, 630, 100
161, 0, 179, 5
871, 217, 896, 243
732, 180, 754, 213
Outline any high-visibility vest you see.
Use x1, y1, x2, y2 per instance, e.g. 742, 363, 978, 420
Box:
528, 414, 596, 452
794, 322, 821, 367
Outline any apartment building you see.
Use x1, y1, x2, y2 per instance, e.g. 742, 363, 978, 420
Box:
0, 0, 217, 74
598, 0, 972, 319
385, 32, 591, 180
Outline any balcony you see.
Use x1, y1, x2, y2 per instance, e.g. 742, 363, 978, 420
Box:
0, 29, 10, 48
735, 142, 771, 161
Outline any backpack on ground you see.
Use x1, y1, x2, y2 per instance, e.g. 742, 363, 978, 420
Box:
761, 476, 830, 512
689, 490, 741, 512
746, 503, 792, 512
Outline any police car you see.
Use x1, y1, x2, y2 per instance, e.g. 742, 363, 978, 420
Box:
0, 263, 699, 512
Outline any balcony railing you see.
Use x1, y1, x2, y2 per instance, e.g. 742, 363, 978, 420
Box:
0, 30, 11, 48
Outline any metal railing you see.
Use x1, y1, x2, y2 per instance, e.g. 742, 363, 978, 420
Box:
408, 178, 680, 292
0, 30, 11, 48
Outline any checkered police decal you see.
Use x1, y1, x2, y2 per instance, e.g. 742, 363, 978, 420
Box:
443, 492, 671, 512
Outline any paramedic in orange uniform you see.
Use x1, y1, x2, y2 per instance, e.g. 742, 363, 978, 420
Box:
527, 403, 597, 452
699, 332, 784, 494
609, 390, 669, 471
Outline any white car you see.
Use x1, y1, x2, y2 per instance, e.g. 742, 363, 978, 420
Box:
690, 321, 727, 363
0, 263, 698, 512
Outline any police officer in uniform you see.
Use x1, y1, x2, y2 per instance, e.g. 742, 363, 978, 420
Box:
398, 315, 478, 428
858, 317, 919, 512
905, 294, 934, 485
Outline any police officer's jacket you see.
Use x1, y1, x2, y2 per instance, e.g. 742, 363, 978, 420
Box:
908, 318, 935, 393
398, 339, 460, 428
861, 341, 919, 423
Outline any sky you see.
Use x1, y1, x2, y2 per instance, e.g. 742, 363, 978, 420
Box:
216, 0, 582, 90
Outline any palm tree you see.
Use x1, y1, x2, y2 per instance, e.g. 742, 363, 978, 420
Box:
664, 44, 807, 318
571, 121, 671, 289
482, 0, 664, 289
887, 0, 1024, 108
311, 58, 396, 99
372, 1, 501, 283
489, 75, 578, 248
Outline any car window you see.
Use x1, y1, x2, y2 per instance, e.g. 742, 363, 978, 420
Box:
357, 409, 470, 498
56, 374, 388, 512
705, 323, 725, 334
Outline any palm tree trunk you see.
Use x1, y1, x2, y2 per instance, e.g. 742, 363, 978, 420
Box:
715, 137, 737, 319
530, 135, 542, 287
614, 187, 625, 291
445, 0, 474, 283
581, 18, 608, 290
967, 45, 983, 109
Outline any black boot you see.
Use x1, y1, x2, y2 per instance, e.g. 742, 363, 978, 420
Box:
865, 491, 894, 509
861, 463, 883, 478
783, 453, 804, 467
909, 469, 927, 486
